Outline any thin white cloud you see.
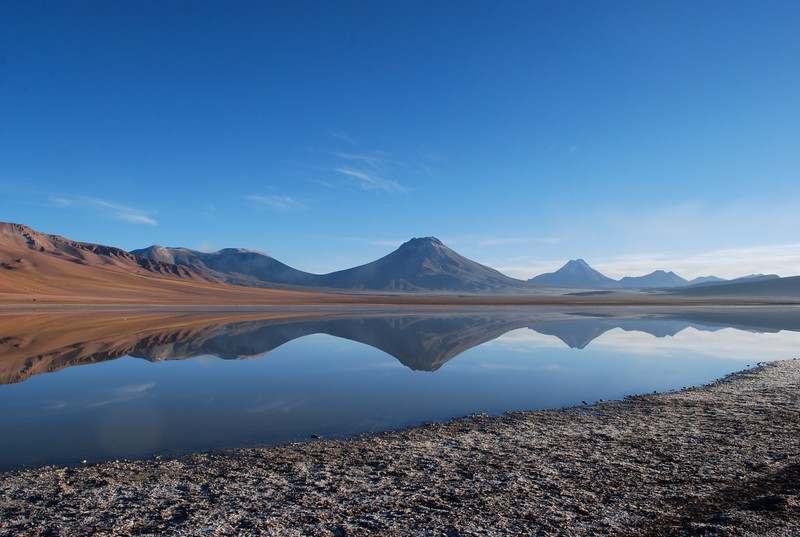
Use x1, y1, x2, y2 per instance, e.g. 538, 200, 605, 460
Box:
335, 167, 408, 193
116, 213, 159, 225
589, 200, 800, 258
50, 197, 72, 207
245, 194, 306, 212
593, 243, 800, 280
330, 152, 385, 168
324, 135, 410, 193
328, 131, 360, 146
196, 241, 219, 253
49, 196, 157, 225
114, 382, 156, 395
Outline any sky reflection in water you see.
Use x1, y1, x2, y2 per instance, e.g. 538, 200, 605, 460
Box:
1, 308, 799, 469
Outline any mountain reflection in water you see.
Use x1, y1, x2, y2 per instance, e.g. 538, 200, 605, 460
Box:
2, 307, 800, 384
2, 307, 800, 469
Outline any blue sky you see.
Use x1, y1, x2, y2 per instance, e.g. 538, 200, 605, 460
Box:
2, 1, 799, 279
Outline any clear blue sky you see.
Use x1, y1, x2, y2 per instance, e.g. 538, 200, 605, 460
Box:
2, 1, 799, 279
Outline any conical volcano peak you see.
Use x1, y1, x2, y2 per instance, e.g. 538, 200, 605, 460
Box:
320, 235, 526, 291
529, 258, 617, 288
566, 259, 590, 267
396, 237, 448, 256
400, 236, 444, 248
559, 259, 598, 275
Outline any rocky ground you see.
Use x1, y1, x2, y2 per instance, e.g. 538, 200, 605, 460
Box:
1, 359, 798, 536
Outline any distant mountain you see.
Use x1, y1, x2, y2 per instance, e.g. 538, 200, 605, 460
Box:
528, 262, 737, 291
319, 237, 530, 292
686, 273, 780, 289
617, 270, 689, 289
671, 275, 800, 298
136, 237, 530, 292
131, 245, 318, 287
690, 275, 726, 285
735, 274, 780, 282
528, 259, 617, 289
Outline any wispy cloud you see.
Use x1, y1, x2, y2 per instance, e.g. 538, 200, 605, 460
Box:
330, 151, 385, 168
44, 382, 156, 412
323, 132, 410, 193
280, 132, 430, 195
114, 382, 156, 395
593, 243, 800, 279
328, 131, 360, 146
335, 167, 408, 193
196, 241, 219, 253
49, 196, 157, 225
245, 194, 306, 212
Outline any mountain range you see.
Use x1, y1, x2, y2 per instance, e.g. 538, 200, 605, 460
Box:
2, 222, 798, 300
529, 259, 735, 289
133, 236, 525, 292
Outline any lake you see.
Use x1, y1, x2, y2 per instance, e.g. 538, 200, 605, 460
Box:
1, 306, 799, 470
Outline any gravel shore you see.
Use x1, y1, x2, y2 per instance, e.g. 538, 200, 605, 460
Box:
1, 359, 798, 536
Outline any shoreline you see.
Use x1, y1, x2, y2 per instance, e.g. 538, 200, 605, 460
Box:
3, 291, 800, 310
1, 360, 799, 535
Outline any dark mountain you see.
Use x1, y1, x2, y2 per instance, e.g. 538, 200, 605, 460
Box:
131, 245, 318, 287
686, 273, 780, 289
134, 237, 530, 292
670, 275, 800, 298
617, 270, 689, 289
528, 259, 617, 289
319, 237, 530, 292
735, 274, 781, 282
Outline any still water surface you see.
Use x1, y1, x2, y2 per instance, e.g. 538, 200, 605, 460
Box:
1, 307, 799, 469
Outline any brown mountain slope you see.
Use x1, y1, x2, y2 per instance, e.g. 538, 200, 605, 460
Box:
0, 223, 329, 305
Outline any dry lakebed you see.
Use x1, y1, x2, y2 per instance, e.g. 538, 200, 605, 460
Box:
1, 359, 798, 536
